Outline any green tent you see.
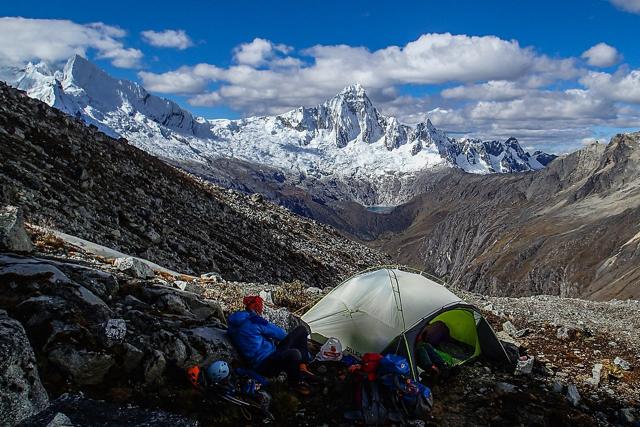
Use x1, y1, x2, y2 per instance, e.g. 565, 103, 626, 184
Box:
302, 266, 511, 379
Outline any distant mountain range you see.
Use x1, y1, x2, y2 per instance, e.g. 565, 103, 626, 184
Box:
2, 55, 555, 205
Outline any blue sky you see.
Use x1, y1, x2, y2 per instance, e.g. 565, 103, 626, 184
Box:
1, 0, 640, 152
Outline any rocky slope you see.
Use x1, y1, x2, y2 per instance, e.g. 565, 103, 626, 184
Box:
3, 55, 553, 206
1, 229, 638, 426
0, 81, 388, 287
372, 133, 640, 300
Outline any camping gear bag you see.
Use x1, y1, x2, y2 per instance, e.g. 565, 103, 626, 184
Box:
361, 353, 384, 380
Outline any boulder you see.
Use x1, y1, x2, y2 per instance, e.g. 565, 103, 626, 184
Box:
566, 384, 581, 406
0, 205, 33, 253
44, 412, 74, 427
514, 356, 535, 376
0, 310, 49, 425
19, 394, 198, 427
122, 343, 145, 373
48, 347, 115, 386
113, 257, 154, 279
143, 350, 166, 385
102, 319, 127, 346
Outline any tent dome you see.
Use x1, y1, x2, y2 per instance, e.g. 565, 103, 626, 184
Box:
302, 267, 511, 377
302, 268, 461, 354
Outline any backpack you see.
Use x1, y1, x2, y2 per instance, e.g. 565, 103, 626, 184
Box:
345, 378, 388, 425
377, 354, 434, 421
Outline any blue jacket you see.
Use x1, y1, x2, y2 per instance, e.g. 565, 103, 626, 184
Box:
227, 310, 287, 368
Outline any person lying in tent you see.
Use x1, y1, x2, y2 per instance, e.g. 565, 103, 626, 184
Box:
415, 321, 451, 379
227, 295, 314, 394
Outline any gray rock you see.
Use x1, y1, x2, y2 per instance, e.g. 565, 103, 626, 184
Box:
102, 319, 127, 345
0, 205, 33, 252
551, 381, 564, 393
514, 356, 535, 376
0, 310, 49, 425
45, 412, 74, 427
495, 382, 517, 394
556, 326, 573, 340
19, 394, 198, 427
304, 286, 323, 295
200, 272, 221, 280
502, 320, 528, 338
586, 363, 603, 387
122, 343, 145, 373
48, 347, 114, 386
620, 408, 636, 423
157, 293, 188, 315
113, 257, 154, 279
566, 384, 581, 406
613, 356, 631, 371
143, 350, 166, 385
173, 280, 188, 291
146, 229, 162, 244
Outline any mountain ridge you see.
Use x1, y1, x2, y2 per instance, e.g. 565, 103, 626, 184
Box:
3, 55, 555, 205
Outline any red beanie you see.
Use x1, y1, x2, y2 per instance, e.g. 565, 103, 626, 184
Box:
243, 295, 264, 314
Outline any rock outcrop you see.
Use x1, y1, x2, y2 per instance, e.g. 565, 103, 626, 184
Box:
0, 205, 33, 253
0, 310, 49, 425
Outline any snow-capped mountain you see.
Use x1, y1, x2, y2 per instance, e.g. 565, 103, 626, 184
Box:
2, 55, 555, 205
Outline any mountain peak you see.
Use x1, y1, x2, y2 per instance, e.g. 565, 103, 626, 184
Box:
340, 83, 366, 96
62, 54, 106, 87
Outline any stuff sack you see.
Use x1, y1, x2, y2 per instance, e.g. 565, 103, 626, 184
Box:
378, 354, 411, 377
361, 353, 384, 380
316, 337, 343, 362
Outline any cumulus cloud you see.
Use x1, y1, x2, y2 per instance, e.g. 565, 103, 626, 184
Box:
581, 43, 622, 67
609, 0, 640, 13
139, 63, 222, 94
141, 29, 193, 50
233, 38, 292, 66
139, 33, 579, 116
581, 69, 640, 103
441, 81, 528, 101
0, 17, 142, 68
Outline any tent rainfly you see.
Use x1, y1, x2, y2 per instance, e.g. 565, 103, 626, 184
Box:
301, 267, 511, 379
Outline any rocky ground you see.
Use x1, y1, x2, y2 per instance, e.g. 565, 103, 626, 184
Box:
1, 220, 638, 426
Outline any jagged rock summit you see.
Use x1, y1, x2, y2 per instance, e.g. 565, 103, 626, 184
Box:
2, 56, 554, 206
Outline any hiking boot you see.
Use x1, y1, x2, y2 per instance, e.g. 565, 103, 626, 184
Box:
299, 364, 320, 384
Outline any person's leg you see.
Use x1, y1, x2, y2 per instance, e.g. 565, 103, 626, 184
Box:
257, 348, 303, 381
276, 326, 310, 362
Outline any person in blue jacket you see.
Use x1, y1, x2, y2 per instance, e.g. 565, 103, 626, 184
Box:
227, 295, 313, 393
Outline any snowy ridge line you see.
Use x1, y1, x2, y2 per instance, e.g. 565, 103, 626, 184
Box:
2, 55, 555, 194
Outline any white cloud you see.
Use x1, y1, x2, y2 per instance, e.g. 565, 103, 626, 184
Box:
233, 38, 292, 66
581, 69, 640, 103
581, 43, 622, 67
138, 63, 222, 94
0, 17, 142, 68
441, 81, 527, 101
609, 0, 640, 13
139, 33, 578, 117
141, 29, 193, 50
